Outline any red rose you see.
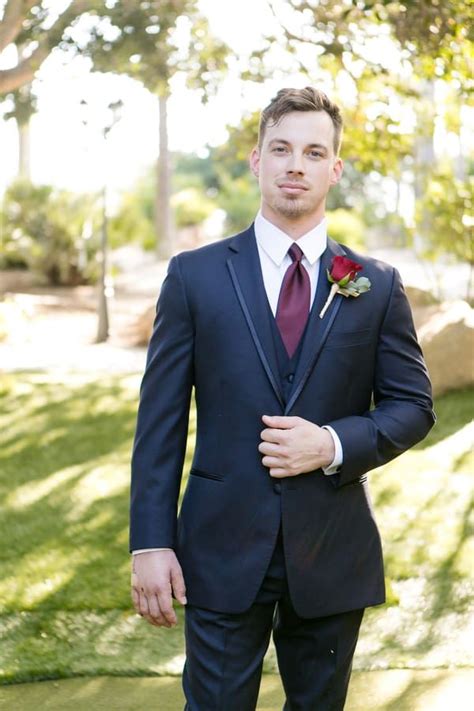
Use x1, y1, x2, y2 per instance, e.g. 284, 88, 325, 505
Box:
329, 256, 363, 284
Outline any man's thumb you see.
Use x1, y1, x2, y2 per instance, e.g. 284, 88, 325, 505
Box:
171, 568, 187, 605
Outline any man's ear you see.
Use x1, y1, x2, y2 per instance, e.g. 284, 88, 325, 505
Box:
330, 157, 344, 186
249, 146, 260, 178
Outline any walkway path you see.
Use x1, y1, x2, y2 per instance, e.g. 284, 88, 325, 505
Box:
1, 670, 473, 710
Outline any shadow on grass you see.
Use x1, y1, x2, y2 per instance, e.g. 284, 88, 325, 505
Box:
366, 425, 473, 679
0, 375, 472, 695
0, 375, 195, 682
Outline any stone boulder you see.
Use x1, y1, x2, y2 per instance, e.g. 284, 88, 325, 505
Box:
405, 285, 440, 308
417, 300, 474, 397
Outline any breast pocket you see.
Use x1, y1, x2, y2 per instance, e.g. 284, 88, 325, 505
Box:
324, 328, 373, 349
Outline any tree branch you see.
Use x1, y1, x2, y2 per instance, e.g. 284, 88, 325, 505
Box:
0, 0, 25, 52
0, 41, 48, 92
0, 0, 93, 93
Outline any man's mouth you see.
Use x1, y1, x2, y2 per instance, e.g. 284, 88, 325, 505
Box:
278, 183, 308, 195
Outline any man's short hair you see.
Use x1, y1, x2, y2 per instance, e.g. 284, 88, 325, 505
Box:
258, 87, 343, 156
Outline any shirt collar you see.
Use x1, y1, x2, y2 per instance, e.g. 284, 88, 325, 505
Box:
254, 210, 327, 266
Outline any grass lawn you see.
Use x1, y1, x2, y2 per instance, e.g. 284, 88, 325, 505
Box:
0, 373, 472, 695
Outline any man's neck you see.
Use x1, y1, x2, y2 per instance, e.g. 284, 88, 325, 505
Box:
260, 205, 326, 240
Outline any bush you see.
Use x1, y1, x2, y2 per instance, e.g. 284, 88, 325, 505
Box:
171, 188, 215, 228
217, 175, 260, 234
326, 208, 366, 251
0, 181, 101, 285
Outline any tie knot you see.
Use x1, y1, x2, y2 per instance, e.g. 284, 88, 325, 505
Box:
288, 243, 304, 263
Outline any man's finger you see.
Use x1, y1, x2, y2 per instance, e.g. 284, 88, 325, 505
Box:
171, 565, 187, 606
157, 589, 177, 626
258, 441, 282, 455
262, 456, 283, 468
260, 428, 284, 444
262, 415, 298, 429
142, 610, 164, 627
147, 594, 168, 626
269, 468, 289, 478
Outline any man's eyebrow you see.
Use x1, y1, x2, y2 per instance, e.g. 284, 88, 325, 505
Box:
268, 139, 328, 151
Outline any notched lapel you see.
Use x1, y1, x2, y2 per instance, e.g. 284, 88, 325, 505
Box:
285, 239, 346, 414
226, 227, 284, 409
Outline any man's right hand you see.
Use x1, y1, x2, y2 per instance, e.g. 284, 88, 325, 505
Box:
131, 550, 187, 628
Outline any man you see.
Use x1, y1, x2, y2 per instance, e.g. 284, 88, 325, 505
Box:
130, 87, 435, 710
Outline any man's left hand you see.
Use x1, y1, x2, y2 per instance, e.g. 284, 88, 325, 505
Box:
259, 415, 335, 478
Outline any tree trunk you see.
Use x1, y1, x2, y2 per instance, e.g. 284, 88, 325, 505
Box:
155, 93, 173, 260
96, 184, 109, 343
18, 119, 31, 179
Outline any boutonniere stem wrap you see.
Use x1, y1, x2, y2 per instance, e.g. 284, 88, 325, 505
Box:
319, 256, 371, 319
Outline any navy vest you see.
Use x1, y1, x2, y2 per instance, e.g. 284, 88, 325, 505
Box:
266, 301, 306, 405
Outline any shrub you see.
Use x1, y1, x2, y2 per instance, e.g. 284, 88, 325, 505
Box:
0, 181, 101, 285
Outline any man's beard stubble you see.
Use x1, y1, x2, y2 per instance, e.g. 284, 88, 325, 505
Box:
270, 194, 316, 219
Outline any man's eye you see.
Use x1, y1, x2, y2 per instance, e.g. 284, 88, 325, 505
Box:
272, 146, 287, 153
309, 151, 323, 158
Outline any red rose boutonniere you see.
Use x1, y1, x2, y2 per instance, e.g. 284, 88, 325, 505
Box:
319, 255, 371, 319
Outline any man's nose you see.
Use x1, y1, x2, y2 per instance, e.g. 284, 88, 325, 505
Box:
286, 151, 304, 174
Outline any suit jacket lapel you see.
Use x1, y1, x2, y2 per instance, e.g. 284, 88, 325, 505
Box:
227, 226, 284, 408
285, 238, 347, 414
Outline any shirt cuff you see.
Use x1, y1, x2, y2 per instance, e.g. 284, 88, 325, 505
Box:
321, 425, 343, 476
132, 548, 173, 555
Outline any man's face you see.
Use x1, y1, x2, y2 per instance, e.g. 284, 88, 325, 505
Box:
250, 110, 343, 226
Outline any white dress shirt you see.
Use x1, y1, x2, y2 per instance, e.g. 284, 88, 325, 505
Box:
133, 212, 343, 554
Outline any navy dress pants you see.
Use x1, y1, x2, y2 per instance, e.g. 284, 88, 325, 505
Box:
182, 529, 364, 710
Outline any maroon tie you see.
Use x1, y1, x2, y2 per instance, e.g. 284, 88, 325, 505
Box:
276, 243, 311, 357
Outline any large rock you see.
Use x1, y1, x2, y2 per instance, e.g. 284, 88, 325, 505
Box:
405, 285, 440, 308
417, 300, 474, 397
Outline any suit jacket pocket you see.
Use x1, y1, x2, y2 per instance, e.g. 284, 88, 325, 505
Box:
324, 328, 373, 350
189, 468, 224, 482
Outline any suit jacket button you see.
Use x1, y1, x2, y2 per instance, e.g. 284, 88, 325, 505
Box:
273, 481, 281, 494
287, 373, 294, 383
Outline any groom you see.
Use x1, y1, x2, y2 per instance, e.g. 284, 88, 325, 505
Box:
130, 87, 435, 710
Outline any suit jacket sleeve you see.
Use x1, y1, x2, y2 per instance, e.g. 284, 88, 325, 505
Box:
327, 267, 435, 487
129, 256, 194, 551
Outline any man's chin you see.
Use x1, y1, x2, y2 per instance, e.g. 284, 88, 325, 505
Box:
271, 197, 311, 219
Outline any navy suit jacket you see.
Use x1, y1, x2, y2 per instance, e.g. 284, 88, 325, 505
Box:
130, 225, 435, 618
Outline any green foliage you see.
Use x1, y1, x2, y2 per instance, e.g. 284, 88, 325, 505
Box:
217, 175, 261, 234
0, 181, 100, 285
327, 209, 366, 251
341, 95, 414, 177
109, 177, 155, 249
240, 0, 472, 260
81, 1, 229, 99
109, 161, 218, 249
171, 188, 215, 228
173, 152, 219, 192
211, 113, 260, 175
415, 169, 474, 265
